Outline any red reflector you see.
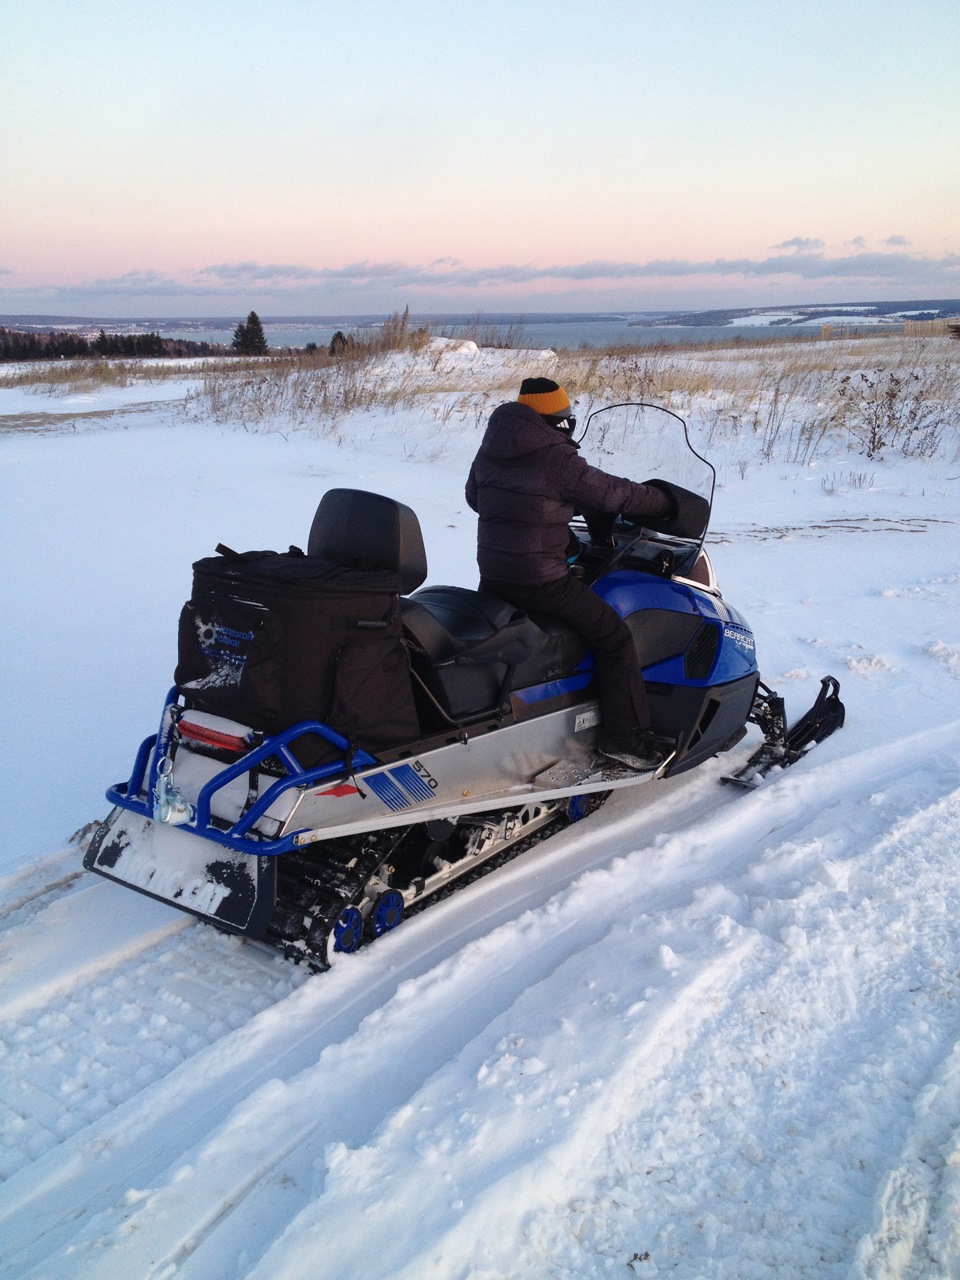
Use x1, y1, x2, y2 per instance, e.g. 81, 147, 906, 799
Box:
178, 720, 250, 753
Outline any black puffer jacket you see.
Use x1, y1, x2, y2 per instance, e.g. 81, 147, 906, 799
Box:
465, 401, 672, 584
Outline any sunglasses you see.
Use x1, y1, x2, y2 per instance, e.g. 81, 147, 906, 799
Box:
546, 414, 577, 431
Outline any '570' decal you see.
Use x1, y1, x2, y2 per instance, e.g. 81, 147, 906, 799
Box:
367, 761, 440, 812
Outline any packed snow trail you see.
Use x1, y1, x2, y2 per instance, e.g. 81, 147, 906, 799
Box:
232, 732, 960, 1280
0, 760, 727, 1273
3, 723, 960, 1278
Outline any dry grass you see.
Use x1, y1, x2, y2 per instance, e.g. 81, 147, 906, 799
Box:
551, 335, 960, 462
0, 358, 193, 393
5, 329, 957, 462
181, 348, 537, 430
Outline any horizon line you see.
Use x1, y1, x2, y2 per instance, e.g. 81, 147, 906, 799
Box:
3, 296, 960, 326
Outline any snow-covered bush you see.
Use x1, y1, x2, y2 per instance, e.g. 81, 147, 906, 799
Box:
813, 363, 958, 459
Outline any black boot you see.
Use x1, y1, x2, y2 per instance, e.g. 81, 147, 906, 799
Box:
597, 731, 664, 772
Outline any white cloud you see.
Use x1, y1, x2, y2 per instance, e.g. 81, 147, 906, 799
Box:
771, 237, 826, 252
183, 251, 960, 290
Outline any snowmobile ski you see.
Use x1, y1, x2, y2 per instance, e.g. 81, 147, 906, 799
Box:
721, 676, 846, 788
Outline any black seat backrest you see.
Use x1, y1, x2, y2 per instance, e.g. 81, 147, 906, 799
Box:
307, 488, 428, 593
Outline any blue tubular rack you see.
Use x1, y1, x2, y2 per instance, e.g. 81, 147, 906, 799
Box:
106, 689, 379, 856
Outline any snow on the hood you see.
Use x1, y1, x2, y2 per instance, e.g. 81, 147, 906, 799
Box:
1, 348, 959, 1279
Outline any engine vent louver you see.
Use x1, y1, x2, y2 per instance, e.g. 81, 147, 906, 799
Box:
684, 623, 719, 680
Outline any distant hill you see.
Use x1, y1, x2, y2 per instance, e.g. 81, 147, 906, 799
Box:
641, 299, 960, 328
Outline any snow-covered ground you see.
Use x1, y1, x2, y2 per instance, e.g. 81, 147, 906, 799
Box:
1, 347, 959, 1278
726, 307, 932, 327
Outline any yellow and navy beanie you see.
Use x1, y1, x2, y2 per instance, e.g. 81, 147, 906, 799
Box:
517, 377, 572, 419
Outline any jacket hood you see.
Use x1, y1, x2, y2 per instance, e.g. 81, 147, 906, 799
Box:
481, 401, 576, 460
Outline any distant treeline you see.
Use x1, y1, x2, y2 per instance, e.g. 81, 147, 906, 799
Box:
0, 327, 230, 362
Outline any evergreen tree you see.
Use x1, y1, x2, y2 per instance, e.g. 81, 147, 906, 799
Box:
0, 326, 227, 363
232, 311, 268, 355
245, 310, 268, 354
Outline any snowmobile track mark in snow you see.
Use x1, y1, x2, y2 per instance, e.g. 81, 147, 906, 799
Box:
0, 870, 83, 929
712, 516, 956, 543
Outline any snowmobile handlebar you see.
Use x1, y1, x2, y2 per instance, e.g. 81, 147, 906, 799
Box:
628, 478, 711, 541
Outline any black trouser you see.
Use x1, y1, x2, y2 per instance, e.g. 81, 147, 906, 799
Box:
480, 574, 650, 744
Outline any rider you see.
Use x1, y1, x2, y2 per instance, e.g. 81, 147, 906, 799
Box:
465, 377, 672, 771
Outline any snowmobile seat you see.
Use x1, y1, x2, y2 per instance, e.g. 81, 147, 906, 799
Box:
307, 488, 428, 593
402, 587, 534, 660
401, 587, 533, 720
402, 586, 589, 723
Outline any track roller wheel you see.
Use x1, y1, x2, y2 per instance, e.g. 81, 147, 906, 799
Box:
565, 791, 611, 824
330, 905, 364, 955
565, 794, 591, 822
369, 889, 404, 937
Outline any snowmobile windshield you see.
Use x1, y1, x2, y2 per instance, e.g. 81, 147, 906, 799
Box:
576, 402, 715, 546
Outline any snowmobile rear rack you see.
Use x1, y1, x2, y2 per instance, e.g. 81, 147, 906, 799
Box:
107, 688, 379, 857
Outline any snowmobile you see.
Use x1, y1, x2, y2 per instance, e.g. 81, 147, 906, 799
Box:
84, 403, 845, 968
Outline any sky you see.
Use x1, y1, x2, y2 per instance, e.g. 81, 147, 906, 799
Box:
2, 0, 959, 318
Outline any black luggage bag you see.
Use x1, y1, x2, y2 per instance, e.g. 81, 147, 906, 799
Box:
174, 547, 419, 761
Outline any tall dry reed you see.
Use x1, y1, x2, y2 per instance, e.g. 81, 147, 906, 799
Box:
7, 330, 957, 462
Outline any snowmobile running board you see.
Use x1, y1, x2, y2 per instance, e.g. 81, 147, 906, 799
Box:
87, 695, 677, 966
98, 673, 844, 864
102, 688, 675, 860
85, 675, 843, 969
722, 676, 845, 789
